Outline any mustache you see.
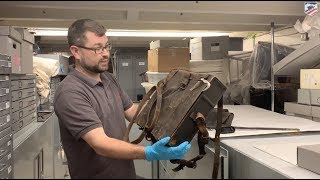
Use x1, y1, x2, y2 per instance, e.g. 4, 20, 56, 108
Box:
99, 57, 109, 62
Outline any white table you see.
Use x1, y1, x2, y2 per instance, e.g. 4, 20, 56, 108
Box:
208, 105, 320, 179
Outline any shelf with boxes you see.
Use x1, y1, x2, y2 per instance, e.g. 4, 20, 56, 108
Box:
0, 53, 14, 179
284, 69, 320, 122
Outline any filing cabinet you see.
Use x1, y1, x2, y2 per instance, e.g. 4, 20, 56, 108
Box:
10, 74, 37, 134
0, 53, 13, 178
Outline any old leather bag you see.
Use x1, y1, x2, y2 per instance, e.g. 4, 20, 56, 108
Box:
123, 69, 228, 178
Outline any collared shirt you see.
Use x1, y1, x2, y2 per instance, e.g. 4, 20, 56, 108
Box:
54, 69, 135, 179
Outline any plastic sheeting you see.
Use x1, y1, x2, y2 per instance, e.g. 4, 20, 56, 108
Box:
250, 41, 295, 89
224, 42, 295, 105
33, 56, 59, 103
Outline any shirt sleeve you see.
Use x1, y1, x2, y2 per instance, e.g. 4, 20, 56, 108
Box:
54, 89, 102, 140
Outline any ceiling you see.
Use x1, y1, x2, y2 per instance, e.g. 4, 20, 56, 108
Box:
0, 1, 307, 49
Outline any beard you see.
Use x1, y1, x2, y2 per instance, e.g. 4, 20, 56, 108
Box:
79, 58, 109, 73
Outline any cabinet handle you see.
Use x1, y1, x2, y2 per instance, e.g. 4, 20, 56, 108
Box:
19, 101, 23, 108
18, 91, 22, 98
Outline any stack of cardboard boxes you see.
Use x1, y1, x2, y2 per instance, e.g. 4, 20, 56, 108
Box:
284, 69, 320, 122
142, 40, 189, 92
189, 36, 230, 85
142, 37, 231, 93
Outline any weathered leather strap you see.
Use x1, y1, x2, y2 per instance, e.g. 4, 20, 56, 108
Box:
123, 85, 157, 143
211, 98, 223, 179
123, 69, 179, 144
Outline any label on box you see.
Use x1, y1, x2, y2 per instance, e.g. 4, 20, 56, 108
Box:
5, 102, 9, 109
8, 62, 11, 67
138, 62, 145, 66
7, 141, 10, 146
122, 62, 129, 67
6, 115, 10, 122
5, 76, 8, 80
5, 88, 9, 94
211, 43, 220, 52
7, 153, 11, 160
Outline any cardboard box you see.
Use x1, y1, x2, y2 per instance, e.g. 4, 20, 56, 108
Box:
298, 89, 320, 106
0, 26, 22, 74
300, 69, 320, 89
297, 144, 320, 175
148, 48, 189, 72
15, 28, 35, 74
150, 40, 188, 50
284, 102, 312, 117
190, 36, 229, 60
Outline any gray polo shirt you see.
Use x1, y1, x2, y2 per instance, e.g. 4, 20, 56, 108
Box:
54, 70, 135, 179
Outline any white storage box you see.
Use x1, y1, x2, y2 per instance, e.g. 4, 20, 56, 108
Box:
146, 71, 169, 84
141, 82, 156, 94
190, 36, 229, 60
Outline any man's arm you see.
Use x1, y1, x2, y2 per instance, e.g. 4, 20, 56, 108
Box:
82, 127, 191, 161
124, 103, 138, 122
82, 127, 146, 160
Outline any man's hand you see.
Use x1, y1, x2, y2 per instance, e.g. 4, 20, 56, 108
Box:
145, 137, 191, 161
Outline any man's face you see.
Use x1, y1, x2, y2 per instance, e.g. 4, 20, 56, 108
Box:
75, 31, 110, 73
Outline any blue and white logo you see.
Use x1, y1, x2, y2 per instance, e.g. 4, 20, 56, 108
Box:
305, 2, 318, 16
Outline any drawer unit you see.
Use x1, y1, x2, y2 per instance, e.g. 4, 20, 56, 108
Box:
0, 164, 12, 179
0, 136, 12, 161
11, 87, 36, 102
11, 96, 36, 113
0, 75, 10, 89
10, 74, 36, 80
12, 111, 37, 134
0, 114, 11, 133
0, 54, 12, 75
0, 88, 10, 103
0, 152, 13, 173
11, 79, 36, 91
0, 127, 11, 140
0, 133, 11, 151
12, 104, 36, 124
0, 101, 10, 117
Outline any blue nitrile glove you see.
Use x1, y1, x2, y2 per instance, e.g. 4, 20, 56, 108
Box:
145, 136, 191, 161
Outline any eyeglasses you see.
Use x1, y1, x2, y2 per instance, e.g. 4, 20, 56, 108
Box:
76, 43, 112, 54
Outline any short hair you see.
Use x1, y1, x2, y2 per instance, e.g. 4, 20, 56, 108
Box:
67, 19, 106, 46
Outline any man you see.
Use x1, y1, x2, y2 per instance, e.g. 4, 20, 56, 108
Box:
54, 19, 191, 179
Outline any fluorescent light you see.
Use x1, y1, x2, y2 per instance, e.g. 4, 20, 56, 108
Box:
106, 29, 229, 37
29, 28, 229, 37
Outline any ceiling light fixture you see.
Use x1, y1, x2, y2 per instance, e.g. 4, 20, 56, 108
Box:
29, 28, 229, 37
